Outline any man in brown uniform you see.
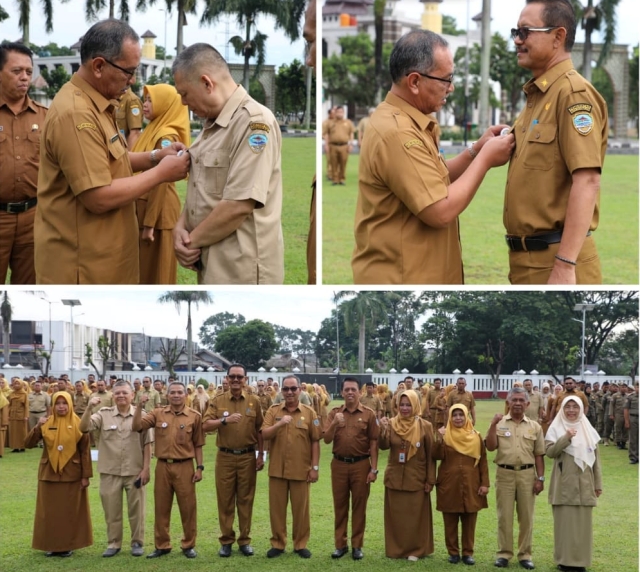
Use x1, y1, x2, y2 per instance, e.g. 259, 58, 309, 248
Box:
172, 43, 283, 285
610, 383, 629, 449
360, 381, 382, 418
352, 30, 514, 284
446, 378, 476, 425
134, 376, 160, 412
262, 374, 321, 558
28, 381, 51, 430
325, 106, 354, 186
324, 377, 379, 560
154, 379, 168, 407
0, 43, 48, 284
35, 19, 189, 284
357, 108, 374, 148
485, 387, 545, 570
73, 381, 91, 416
202, 364, 264, 557
427, 378, 442, 421
550, 377, 589, 421
133, 382, 204, 559
523, 379, 543, 422
504, 0, 607, 284
304, 0, 317, 285
322, 107, 336, 180
116, 87, 142, 148
256, 380, 273, 414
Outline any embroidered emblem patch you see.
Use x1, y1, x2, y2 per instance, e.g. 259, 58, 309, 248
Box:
313, 419, 320, 426
76, 122, 96, 131
161, 139, 171, 148
248, 133, 268, 154
131, 107, 141, 116
567, 103, 593, 115
573, 113, 594, 135
250, 121, 270, 133
404, 139, 423, 149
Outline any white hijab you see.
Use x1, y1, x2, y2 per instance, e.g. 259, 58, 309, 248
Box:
546, 396, 600, 470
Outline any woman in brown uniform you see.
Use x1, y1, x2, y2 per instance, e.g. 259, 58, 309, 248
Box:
0, 388, 8, 457
192, 384, 209, 416
25, 392, 93, 557
379, 390, 436, 560
133, 83, 190, 284
433, 404, 489, 565
8, 378, 28, 452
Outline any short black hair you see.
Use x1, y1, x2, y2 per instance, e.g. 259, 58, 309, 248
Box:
0, 42, 33, 69
80, 18, 139, 64
389, 29, 448, 84
227, 363, 247, 376
526, 0, 576, 51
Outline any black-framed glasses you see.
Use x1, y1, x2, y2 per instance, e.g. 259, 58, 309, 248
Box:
281, 386, 299, 393
102, 57, 138, 78
406, 70, 454, 85
227, 374, 245, 381
510, 26, 560, 41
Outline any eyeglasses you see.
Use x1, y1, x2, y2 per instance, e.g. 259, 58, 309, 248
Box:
102, 57, 138, 78
406, 70, 454, 86
227, 375, 245, 381
281, 386, 298, 393
510, 26, 560, 41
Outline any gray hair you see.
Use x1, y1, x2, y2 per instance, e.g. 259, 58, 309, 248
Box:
507, 387, 530, 403
172, 42, 229, 81
389, 29, 449, 84
80, 19, 139, 64
112, 380, 133, 391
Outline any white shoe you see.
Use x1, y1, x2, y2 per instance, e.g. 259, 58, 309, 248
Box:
407, 556, 418, 562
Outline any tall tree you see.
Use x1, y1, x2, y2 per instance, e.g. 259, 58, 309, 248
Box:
143, 0, 198, 55
84, 0, 130, 21
157, 291, 213, 372
214, 319, 277, 370
14, 0, 54, 46
293, 329, 316, 372
199, 312, 246, 348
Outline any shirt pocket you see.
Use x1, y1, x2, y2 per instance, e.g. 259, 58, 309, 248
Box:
176, 425, 193, 444
202, 151, 230, 198
27, 131, 41, 161
108, 137, 126, 161
523, 123, 557, 171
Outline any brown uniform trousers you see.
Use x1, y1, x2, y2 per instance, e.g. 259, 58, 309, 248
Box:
443, 512, 478, 557
269, 477, 310, 550
331, 458, 370, 548
327, 119, 354, 184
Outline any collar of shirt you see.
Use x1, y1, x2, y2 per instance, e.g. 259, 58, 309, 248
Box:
341, 403, 365, 414
384, 91, 438, 134
503, 412, 533, 424
0, 93, 39, 114
162, 405, 189, 416
228, 391, 247, 402
71, 73, 117, 114
277, 401, 302, 414
204, 84, 247, 130
114, 405, 134, 418
524, 58, 574, 95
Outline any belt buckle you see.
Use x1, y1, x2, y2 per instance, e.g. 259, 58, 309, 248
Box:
345, 457, 355, 463
6, 201, 24, 214
233, 449, 242, 455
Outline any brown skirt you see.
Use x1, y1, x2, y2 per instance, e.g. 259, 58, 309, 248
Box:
32, 480, 93, 552
139, 228, 178, 284
9, 418, 27, 449
384, 487, 434, 558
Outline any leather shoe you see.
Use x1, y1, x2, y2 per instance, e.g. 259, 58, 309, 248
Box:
102, 547, 121, 557
239, 544, 254, 556
295, 548, 312, 558
448, 554, 461, 563
462, 556, 476, 565
219, 544, 232, 557
519, 560, 535, 570
182, 547, 197, 558
147, 548, 171, 559
331, 546, 349, 559
352, 547, 364, 560
495, 558, 509, 568
266, 547, 284, 558
131, 543, 144, 557
57, 551, 73, 557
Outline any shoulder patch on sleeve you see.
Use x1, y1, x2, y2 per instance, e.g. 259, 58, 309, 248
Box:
404, 139, 423, 149
572, 113, 594, 136
248, 133, 268, 154
313, 418, 320, 426
250, 121, 270, 133
76, 122, 96, 131
567, 103, 593, 115
131, 107, 141, 116
161, 139, 172, 148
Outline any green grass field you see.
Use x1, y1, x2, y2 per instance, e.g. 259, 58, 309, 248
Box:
2, 400, 637, 572
322, 154, 639, 285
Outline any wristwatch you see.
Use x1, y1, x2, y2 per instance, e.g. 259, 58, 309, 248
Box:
150, 149, 159, 165
370, 469, 379, 475
221, 417, 227, 426
312, 465, 319, 471
537, 476, 545, 482
197, 465, 205, 471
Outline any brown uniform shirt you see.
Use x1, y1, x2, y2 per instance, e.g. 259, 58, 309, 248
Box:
493, 414, 544, 466
134, 388, 160, 412
554, 389, 589, 415
203, 390, 264, 449
91, 390, 114, 413
115, 89, 143, 139
135, 404, 204, 460
258, 392, 273, 414
357, 116, 370, 143
0, 94, 48, 202
326, 118, 354, 144
446, 390, 476, 411
35, 74, 139, 284
353, 92, 463, 284
504, 59, 607, 236
360, 395, 382, 417
73, 393, 90, 415
184, 85, 283, 284
527, 390, 544, 419
263, 402, 321, 481
326, 403, 379, 457
28, 391, 50, 413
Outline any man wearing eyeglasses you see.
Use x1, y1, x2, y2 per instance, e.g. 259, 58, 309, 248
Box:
202, 364, 264, 558
34, 18, 190, 284
504, 0, 607, 284
352, 29, 515, 284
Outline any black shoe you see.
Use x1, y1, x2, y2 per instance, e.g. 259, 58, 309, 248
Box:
462, 556, 476, 565
295, 548, 312, 558
352, 548, 364, 560
448, 554, 461, 563
102, 547, 121, 557
332, 182, 338, 186
219, 544, 232, 557
147, 548, 171, 558
266, 547, 284, 558
57, 551, 73, 557
332, 547, 348, 559
519, 560, 535, 570
45, 552, 55, 557
182, 548, 197, 559
630, 459, 639, 464
495, 558, 509, 568
239, 544, 254, 556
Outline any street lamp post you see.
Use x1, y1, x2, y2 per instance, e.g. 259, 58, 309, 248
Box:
61, 300, 81, 376
572, 303, 596, 377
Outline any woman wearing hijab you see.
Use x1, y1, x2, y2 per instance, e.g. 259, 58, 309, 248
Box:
0, 388, 8, 457
25, 392, 93, 557
379, 390, 436, 560
545, 396, 602, 572
8, 378, 28, 452
192, 384, 210, 415
433, 404, 489, 565
133, 83, 190, 284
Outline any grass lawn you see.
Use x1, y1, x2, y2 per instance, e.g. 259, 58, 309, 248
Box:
2, 400, 637, 572
322, 154, 639, 285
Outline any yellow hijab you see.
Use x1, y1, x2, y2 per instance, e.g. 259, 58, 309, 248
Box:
390, 390, 422, 463
444, 404, 482, 466
132, 83, 190, 153
0, 389, 8, 409
41, 392, 83, 473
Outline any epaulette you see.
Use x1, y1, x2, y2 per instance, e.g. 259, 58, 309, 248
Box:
565, 70, 587, 94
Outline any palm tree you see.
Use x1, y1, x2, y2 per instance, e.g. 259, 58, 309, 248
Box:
571, 0, 621, 82
141, 0, 197, 55
157, 291, 213, 372
15, 0, 54, 45
84, 0, 131, 21
335, 291, 386, 373
200, 0, 306, 90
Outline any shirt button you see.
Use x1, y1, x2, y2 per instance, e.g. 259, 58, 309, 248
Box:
190, 209, 195, 215
195, 158, 199, 164
16, 155, 20, 159
527, 102, 533, 108
15, 135, 19, 139
214, 159, 218, 166
535, 133, 540, 139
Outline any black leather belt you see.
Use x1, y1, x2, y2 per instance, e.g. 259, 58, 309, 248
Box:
219, 447, 255, 455
158, 458, 190, 463
330, 142, 348, 146
334, 454, 370, 463
497, 464, 534, 471
505, 231, 592, 252
0, 197, 37, 213
30, 411, 46, 414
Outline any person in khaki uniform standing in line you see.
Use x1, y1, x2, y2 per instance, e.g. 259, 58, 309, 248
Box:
609, 383, 629, 449
485, 387, 545, 570
28, 381, 51, 430
116, 87, 142, 148
325, 107, 354, 186
359, 381, 383, 418
72, 381, 91, 416
262, 374, 321, 559
446, 378, 476, 425
624, 383, 639, 464
0, 43, 48, 284
504, 0, 607, 284
35, 19, 190, 285
80, 380, 152, 557
523, 379, 544, 423
202, 364, 264, 557
550, 377, 589, 421
352, 30, 514, 285
133, 382, 205, 559
357, 108, 374, 148
428, 378, 442, 422
172, 43, 283, 285
324, 377, 379, 561
322, 107, 336, 180
134, 376, 160, 412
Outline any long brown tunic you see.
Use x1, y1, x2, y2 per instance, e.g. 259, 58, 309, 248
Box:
25, 425, 93, 552
8, 390, 28, 449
